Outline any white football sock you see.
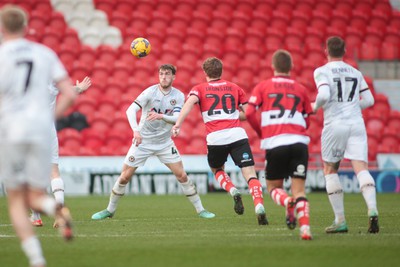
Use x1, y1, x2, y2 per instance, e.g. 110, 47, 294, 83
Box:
21, 236, 46, 267
51, 177, 64, 205
357, 170, 378, 216
31, 210, 41, 221
39, 196, 57, 217
180, 179, 204, 213
325, 173, 345, 224
107, 182, 126, 213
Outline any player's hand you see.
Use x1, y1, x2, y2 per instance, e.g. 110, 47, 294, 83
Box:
147, 111, 163, 121
171, 125, 180, 137
133, 130, 142, 146
75, 76, 92, 94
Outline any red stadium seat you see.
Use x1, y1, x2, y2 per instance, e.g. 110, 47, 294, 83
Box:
350, 10, 368, 34
314, 0, 333, 15
358, 43, 380, 61
384, 26, 400, 45
368, 136, 379, 161
254, 0, 276, 13
366, 117, 385, 138
290, 10, 309, 32
354, 0, 373, 16
270, 10, 290, 31
390, 10, 400, 28
374, 1, 392, 17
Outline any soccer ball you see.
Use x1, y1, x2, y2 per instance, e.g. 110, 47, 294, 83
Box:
130, 37, 151, 58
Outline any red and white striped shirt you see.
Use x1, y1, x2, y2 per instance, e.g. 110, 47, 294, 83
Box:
189, 79, 248, 145
248, 76, 312, 149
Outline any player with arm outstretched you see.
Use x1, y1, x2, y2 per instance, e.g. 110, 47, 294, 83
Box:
31, 77, 92, 227
91, 64, 215, 220
172, 57, 268, 225
0, 5, 77, 267
246, 50, 313, 240
312, 36, 378, 234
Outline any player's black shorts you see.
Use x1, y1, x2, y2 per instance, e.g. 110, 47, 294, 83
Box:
265, 143, 308, 180
207, 139, 255, 169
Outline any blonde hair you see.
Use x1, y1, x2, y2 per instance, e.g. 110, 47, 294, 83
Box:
0, 5, 28, 34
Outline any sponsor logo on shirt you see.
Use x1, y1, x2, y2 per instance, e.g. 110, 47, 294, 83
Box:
128, 156, 135, 162
170, 99, 176, 105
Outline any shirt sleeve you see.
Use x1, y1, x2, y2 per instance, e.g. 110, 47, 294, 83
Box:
134, 88, 150, 108
49, 49, 68, 83
313, 67, 330, 89
248, 82, 263, 107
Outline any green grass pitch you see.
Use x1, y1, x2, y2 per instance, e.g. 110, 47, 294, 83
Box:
1, 193, 399, 267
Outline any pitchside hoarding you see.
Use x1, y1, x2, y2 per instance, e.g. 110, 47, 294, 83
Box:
0, 155, 398, 196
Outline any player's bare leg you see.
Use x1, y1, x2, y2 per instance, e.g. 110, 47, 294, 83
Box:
50, 164, 65, 228
91, 164, 136, 220
242, 166, 267, 225
166, 161, 215, 219
292, 178, 312, 240
31, 164, 65, 228
212, 167, 244, 215
324, 161, 348, 233
268, 180, 296, 230
352, 160, 379, 233
8, 187, 47, 267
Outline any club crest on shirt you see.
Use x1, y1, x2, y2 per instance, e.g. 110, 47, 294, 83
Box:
170, 99, 176, 105
128, 156, 135, 162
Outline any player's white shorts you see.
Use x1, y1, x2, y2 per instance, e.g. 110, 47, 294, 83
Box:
124, 141, 182, 167
321, 121, 368, 163
0, 142, 52, 190
50, 125, 59, 164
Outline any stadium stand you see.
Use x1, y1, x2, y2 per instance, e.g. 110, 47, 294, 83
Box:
6, 0, 399, 168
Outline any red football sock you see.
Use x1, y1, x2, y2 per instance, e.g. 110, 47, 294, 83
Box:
215, 170, 235, 193
270, 188, 290, 207
295, 197, 310, 227
248, 178, 264, 207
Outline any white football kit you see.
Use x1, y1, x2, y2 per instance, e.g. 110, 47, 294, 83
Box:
314, 61, 370, 163
49, 83, 60, 164
124, 85, 184, 167
0, 39, 68, 189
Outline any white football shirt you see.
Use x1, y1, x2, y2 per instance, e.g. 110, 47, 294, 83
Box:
133, 84, 184, 147
314, 61, 368, 125
0, 39, 68, 143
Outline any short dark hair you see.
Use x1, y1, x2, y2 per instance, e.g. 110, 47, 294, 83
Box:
326, 36, 345, 58
202, 57, 223, 79
272, 49, 292, 73
0, 5, 28, 34
159, 64, 176, 75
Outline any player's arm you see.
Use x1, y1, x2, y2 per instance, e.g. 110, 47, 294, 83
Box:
126, 101, 142, 146
74, 76, 91, 94
359, 88, 374, 109
146, 109, 180, 124
54, 78, 77, 119
245, 103, 262, 137
238, 103, 247, 121
312, 84, 330, 113
172, 95, 198, 137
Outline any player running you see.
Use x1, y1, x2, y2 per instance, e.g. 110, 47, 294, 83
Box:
246, 50, 313, 239
31, 77, 92, 227
313, 36, 378, 234
172, 57, 268, 225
